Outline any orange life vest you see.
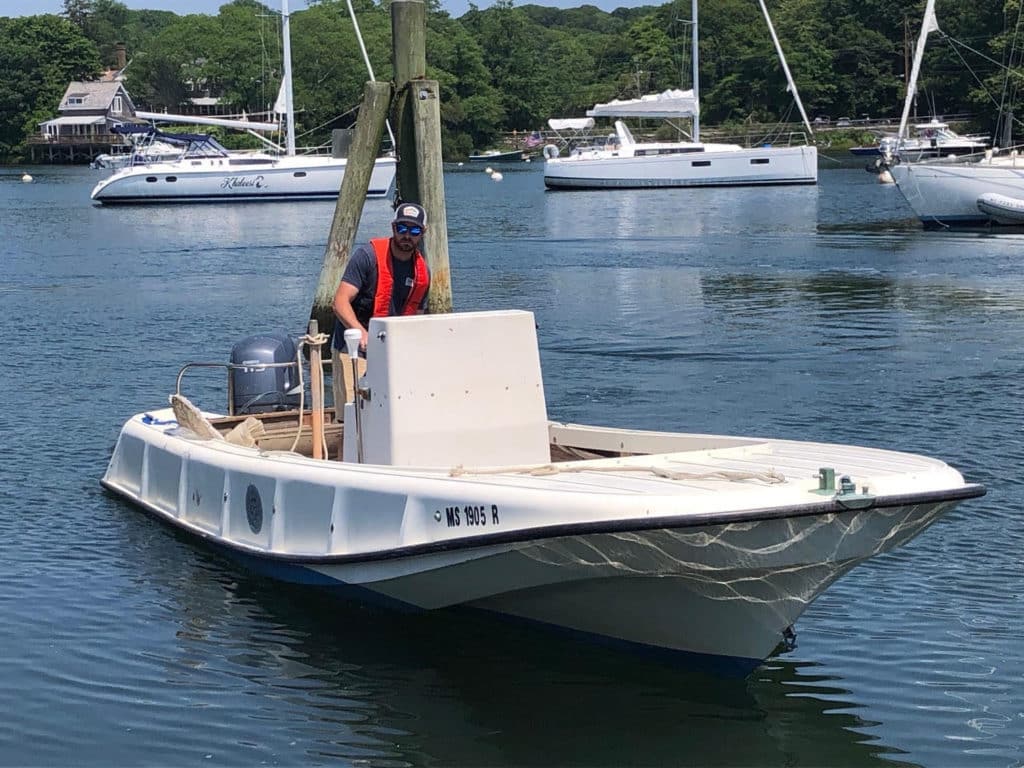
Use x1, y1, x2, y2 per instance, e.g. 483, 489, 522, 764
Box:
370, 237, 429, 318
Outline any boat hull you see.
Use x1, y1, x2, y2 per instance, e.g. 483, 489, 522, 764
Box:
891, 159, 1024, 227
468, 150, 527, 163
90, 155, 397, 204
543, 145, 818, 189
101, 409, 981, 672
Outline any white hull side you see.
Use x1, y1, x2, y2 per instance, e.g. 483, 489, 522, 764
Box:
101, 410, 978, 670
91, 155, 396, 204
543, 145, 818, 189
891, 160, 1024, 227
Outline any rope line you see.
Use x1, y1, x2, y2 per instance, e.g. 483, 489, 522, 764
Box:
449, 463, 785, 484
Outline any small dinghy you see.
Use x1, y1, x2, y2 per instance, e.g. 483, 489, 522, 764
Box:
976, 192, 1024, 225
102, 310, 984, 674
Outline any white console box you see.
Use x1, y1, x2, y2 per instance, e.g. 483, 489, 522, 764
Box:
348, 310, 550, 467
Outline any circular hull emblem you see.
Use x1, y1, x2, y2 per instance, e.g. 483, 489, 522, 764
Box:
245, 484, 263, 534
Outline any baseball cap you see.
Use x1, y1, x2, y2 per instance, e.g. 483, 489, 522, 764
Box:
393, 202, 427, 227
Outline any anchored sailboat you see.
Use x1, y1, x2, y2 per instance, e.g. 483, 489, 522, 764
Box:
543, 0, 818, 189
888, 0, 1024, 227
90, 0, 395, 204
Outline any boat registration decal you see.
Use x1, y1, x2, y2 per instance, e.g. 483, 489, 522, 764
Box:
439, 504, 499, 528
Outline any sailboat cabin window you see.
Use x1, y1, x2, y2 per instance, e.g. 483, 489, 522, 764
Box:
692, 160, 711, 167
750, 158, 770, 165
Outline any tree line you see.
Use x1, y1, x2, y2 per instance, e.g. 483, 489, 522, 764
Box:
1, 0, 1020, 162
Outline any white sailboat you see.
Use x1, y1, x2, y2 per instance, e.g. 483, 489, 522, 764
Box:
888, 0, 1024, 227
102, 309, 983, 674
543, 0, 818, 190
90, 0, 395, 205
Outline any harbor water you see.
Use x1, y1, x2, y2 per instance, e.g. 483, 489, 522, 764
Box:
1, 164, 1021, 766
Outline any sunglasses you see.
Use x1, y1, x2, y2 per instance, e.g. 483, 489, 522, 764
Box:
394, 223, 423, 236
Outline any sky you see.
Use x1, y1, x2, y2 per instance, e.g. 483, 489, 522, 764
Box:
8, 0, 650, 22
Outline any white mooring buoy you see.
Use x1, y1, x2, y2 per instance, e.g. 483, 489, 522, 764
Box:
490, 171, 503, 182
21, 173, 33, 183
877, 169, 894, 184
485, 166, 493, 174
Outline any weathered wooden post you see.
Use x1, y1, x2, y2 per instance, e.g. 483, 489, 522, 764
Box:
308, 0, 453, 340
308, 80, 392, 337
392, 0, 453, 313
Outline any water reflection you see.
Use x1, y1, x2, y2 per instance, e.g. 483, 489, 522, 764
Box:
542, 184, 820, 241
150, 539, 913, 767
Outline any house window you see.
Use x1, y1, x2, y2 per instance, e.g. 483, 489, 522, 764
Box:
112, 96, 123, 114
67, 95, 86, 106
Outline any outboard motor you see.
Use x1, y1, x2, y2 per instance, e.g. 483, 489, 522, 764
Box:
229, 332, 301, 415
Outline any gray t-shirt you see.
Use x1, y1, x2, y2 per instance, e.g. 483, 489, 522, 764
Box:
332, 242, 430, 349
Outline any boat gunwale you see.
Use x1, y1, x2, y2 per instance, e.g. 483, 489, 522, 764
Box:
100, 476, 985, 566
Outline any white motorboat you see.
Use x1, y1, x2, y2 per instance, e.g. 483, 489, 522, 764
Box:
91, 125, 182, 170
101, 310, 984, 674
542, 0, 817, 190
850, 120, 989, 160
90, 0, 395, 205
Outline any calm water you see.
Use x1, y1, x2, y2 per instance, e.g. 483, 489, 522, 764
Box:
1, 164, 1022, 767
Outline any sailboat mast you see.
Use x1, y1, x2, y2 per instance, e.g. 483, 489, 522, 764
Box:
756, 0, 813, 136
898, 0, 937, 143
691, 0, 700, 142
282, 0, 296, 156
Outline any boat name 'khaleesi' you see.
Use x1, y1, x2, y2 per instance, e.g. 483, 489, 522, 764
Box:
441, 504, 499, 527
221, 175, 266, 190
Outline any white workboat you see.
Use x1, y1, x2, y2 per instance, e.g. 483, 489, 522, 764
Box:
90, 0, 395, 205
542, 0, 817, 190
101, 310, 983, 674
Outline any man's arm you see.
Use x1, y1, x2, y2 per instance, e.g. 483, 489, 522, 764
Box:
332, 281, 369, 351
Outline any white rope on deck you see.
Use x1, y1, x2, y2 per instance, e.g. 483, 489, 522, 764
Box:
449, 462, 786, 484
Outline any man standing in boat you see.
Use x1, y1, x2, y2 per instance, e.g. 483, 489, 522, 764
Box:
330, 202, 431, 412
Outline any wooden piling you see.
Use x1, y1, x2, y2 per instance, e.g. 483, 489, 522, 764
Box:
309, 80, 392, 338
309, 0, 452, 336
392, 0, 453, 313
411, 81, 452, 313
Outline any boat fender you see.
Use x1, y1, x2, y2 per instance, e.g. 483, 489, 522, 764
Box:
543, 144, 560, 160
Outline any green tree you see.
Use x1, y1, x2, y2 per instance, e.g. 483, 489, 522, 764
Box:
0, 15, 101, 159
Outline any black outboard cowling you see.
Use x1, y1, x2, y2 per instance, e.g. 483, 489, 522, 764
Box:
229, 332, 301, 415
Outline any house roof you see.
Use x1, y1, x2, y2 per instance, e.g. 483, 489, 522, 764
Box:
39, 115, 109, 127
58, 81, 130, 113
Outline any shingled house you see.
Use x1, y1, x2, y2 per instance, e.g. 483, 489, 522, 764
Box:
40, 80, 133, 139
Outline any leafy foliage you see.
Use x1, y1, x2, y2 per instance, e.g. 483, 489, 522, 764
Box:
5, 0, 1024, 160
0, 14, 100, 158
